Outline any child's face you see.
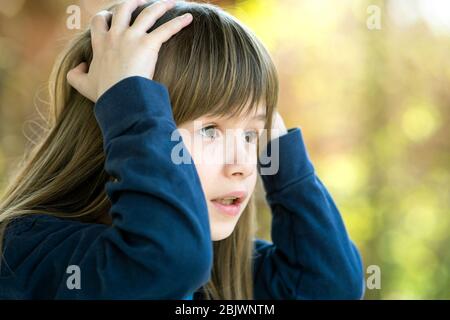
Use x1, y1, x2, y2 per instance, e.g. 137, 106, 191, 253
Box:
177, 107, 266, 241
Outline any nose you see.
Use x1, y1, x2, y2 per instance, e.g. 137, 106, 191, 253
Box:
222, 130, 255, 179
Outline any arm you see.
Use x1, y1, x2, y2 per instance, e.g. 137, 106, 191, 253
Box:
253, 127, 364, 299
2, 77, 212, 299
58, 76, 212, 299
1, 2, 206, 299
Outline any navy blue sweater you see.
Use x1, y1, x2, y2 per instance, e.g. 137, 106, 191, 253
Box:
0, 76, 364, 299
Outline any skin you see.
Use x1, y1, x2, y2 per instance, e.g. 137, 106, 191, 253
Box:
67, 0, 288, 241
178, 110, 287, 241
178, 110, 262, 241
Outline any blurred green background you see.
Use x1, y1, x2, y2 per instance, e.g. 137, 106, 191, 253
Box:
0, 0, 449, 299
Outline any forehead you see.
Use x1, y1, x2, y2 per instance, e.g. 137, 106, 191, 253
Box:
177, 100, 268, 129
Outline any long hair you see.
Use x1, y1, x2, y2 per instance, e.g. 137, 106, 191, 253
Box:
0, 0, 278, 300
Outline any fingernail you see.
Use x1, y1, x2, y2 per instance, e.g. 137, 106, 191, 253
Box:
181, 13, 192, 20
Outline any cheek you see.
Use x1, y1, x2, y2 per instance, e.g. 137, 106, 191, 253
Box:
248, 170, 258, 193
184, 142, 222, 194
178, 129, 222, 192
195, 164, 219, 193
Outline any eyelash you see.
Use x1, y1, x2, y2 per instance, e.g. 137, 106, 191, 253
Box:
199, 125, 259, 144
244, 130, 259, 144
199, 125, 221, 140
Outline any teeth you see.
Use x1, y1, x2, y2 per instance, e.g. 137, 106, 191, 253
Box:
215, 197, 237, 205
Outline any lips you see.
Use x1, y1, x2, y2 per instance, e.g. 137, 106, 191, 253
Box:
210, 191, 248, 217
211, 191, 247, 204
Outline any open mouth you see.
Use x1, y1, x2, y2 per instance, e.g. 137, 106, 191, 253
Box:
210, 192, 247, 217
212, 197, 242, 205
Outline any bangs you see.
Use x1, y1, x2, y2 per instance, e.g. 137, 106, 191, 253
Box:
189, 11, 278, 121
151, 2, 279, 127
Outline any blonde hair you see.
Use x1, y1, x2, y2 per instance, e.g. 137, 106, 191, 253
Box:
0, 0, 278, 299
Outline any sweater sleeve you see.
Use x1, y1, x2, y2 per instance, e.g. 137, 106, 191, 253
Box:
1, 76, 213, 299
252, 127, 365, 300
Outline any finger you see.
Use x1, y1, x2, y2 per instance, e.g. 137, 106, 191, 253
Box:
67, 62, 88, 94
110, 0, 148, 33
131, 0, 176, 34
145, 12, 192, 50
90, 10, 112, 45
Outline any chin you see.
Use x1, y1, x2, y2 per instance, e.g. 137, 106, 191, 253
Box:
211, 225, 236, 241
208, 207, 242, 241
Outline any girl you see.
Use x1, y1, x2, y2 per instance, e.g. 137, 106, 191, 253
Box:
0, 0, 364, 299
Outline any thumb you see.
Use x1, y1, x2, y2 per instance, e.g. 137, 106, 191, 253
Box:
67, 62, 88, 94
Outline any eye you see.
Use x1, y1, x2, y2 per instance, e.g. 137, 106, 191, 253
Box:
199, 125, 220, 140
244, 130, 259, 144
